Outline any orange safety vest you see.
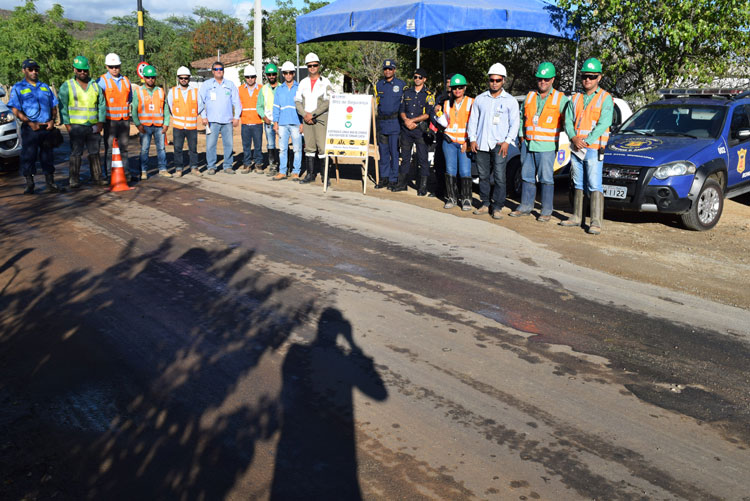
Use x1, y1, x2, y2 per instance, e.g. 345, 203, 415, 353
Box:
136, 86, 165, 126
239, 84, 262, 125
169, 86, 198, 130
444, 96, 473, 144
100, 74, 131, 120
572, 88, 611, 149
524, 88, 564, 143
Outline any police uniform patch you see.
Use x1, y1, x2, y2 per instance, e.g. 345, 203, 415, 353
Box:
393, 86, 399, 92
738, 148, 747, 174
426, 94, 435, 106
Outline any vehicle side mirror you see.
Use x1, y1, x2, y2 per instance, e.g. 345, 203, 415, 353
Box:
737, 129, 750, 140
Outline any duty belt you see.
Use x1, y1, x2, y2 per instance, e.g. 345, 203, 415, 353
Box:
377, 113, 398, 121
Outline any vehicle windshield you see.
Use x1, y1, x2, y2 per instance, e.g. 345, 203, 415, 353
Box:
619, 104, 726, 139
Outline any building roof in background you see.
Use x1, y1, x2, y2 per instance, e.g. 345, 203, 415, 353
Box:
191, 49, 252, 70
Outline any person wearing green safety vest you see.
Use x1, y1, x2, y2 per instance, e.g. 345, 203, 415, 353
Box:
257, 63, 281, 175
58, 55, 107, 188
510, 62, 569, 222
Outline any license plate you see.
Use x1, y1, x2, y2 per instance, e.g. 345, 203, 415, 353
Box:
603, 184, 627, 199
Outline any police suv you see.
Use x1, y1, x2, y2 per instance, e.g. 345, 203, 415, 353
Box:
0, 85, 22, 172
602, 88, 750, 230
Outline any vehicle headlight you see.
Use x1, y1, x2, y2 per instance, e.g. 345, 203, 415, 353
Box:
0, 111, 16, 125
653, 161, 696, 180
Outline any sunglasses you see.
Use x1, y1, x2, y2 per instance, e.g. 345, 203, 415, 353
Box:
144, 76, 156, 79
245, 75, 257, 78
537, 77, 553, 82
212, 67, 224, 71
581, 74, 599, 80
489, 78, 503, 83
282, 71, 294, 75
306, 63, 319, 68
27, 67, 40, 72
178, 76, 190, 80
108, 65, 121, 69
452, 85, 466, 90
266, 73, 277, 76
413, 75, 424, 80
75, 68, 89, 72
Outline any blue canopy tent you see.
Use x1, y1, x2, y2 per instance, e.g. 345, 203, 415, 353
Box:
296, 0, 577, 85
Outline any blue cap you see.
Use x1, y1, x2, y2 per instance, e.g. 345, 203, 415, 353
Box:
22, 58, 40, 70
382, 59, 396, 69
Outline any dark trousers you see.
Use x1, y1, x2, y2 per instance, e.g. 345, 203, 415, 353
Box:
377, 133, 399, 182
172, 128, 198, 170
20, 125, 54, 177
69, 124, 101, 159
103, 119, 130, 177
241, 124, 263, 166
476, 144, 508, 210
399, 129, 429, 177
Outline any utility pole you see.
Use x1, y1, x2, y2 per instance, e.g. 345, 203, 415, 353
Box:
137, 0, 145, 63
254, 0, 262, 74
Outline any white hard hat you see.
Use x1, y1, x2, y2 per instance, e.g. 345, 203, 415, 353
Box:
487, 63, 507, 77
304, 52, 320, 65
176, 66, 191, 77
280, 61, 295, 72
105, 53, 121, 66
243, 65, 257, 76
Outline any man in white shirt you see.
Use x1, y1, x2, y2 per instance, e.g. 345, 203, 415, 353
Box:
295, 53, 333, 184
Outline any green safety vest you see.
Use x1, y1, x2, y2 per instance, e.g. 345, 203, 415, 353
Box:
68, 79, 100, 125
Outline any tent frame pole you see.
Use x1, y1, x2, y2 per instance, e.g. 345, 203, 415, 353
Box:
572, 40, 579, 94
296, 44, 300, 82
442, 35, 446, 90
416, 38, 421, 68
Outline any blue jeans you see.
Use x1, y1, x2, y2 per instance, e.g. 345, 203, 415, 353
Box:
571, 147, 603, 193
476, 144, 508, 210
442, 140, 471, 178
139, 125, 167, 172
278, 124, 302, 175
241, 124, 263, 165
519, 150, 556, 215
206, 122, 234, 171
264, 122, 276, 149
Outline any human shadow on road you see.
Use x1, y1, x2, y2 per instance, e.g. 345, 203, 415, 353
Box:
270, 308, 388, 500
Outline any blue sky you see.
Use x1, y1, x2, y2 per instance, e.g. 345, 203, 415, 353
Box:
1, 0, 309, 24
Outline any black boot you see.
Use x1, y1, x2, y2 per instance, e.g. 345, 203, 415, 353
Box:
299, 156, 316, 184
417, 175, 428, 196
460, 177, 473, 211
24, 175, 35, 195
69, 157, 81, 189
443, 174, 457, 209
374, 177, 390, 189
44, 174, 60, 193
390, 172, 409, 192
271, 148, 280, 168
89, 154, 108, 185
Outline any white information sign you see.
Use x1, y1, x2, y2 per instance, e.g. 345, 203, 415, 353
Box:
325, 94, 373, 158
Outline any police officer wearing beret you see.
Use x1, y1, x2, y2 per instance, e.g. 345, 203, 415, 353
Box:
394, 68, 435, 195
374, 59, 405, 189
8, 58, 60, 194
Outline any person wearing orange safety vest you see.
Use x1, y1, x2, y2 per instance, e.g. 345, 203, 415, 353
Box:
239, 65, 264, 174
510, 62, 569, 222
561, 57, 614, 235
434, 74, 474, 211
131, 65, 170, 180
98, 53, 132, 180
168, 66, 202, 176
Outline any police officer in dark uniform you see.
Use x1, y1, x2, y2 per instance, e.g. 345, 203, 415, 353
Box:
393, 68, 434, 195
374, 59, 405, 189
7, 58, 60, 195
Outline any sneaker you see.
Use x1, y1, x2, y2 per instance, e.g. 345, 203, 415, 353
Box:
272, 173, 287, 181
177, 169, 184, 177
266, 169, 279, 177
537, 215, 551, 223
491, 210, 503, 220
240, 166, 251, 174
159, 170, 173, 178
291, 173, 300, 181
207, 169, 216, 175
141, 171, 148, 180
223, 168, 236, 175
508, 210, 530, 217
191, 168, 201, 176
473, 206, 489, 215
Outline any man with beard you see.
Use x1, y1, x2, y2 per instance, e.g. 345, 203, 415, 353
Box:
257, 63, 281, 175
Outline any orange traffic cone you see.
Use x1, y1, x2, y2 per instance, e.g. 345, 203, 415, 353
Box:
110, 138, 133, 192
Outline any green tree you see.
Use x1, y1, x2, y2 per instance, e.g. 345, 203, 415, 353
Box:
556, 0, 750, 99
0, 1, 83, 88
191, 8, 247, 59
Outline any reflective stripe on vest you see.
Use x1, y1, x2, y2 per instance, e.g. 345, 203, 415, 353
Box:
68, 79, 100, 124
523, 89, 564, 143
573, 89, 611, 149
444, 97, 473, 144
240, 84, 263, 125
170, 87, 198, 130
101, 74, 131, 120
137, 86, 164, 126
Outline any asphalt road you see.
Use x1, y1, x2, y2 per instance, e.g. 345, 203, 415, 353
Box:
1, 166, 749, 500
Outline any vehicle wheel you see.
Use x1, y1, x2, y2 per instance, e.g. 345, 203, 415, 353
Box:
680, 178, 723, 231
506, 155, 522, 197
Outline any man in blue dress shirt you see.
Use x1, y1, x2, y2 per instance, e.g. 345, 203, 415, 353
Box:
199, 61, 241, 174
8, 58, 60, 194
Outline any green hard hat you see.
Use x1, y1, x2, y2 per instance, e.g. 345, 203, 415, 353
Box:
535, 62, 556, 78
265, 63, 279, 74
72, 56, 90, 70
581, 58, 602, 73
142, 65, 158, 77
450, 74, 467, 86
